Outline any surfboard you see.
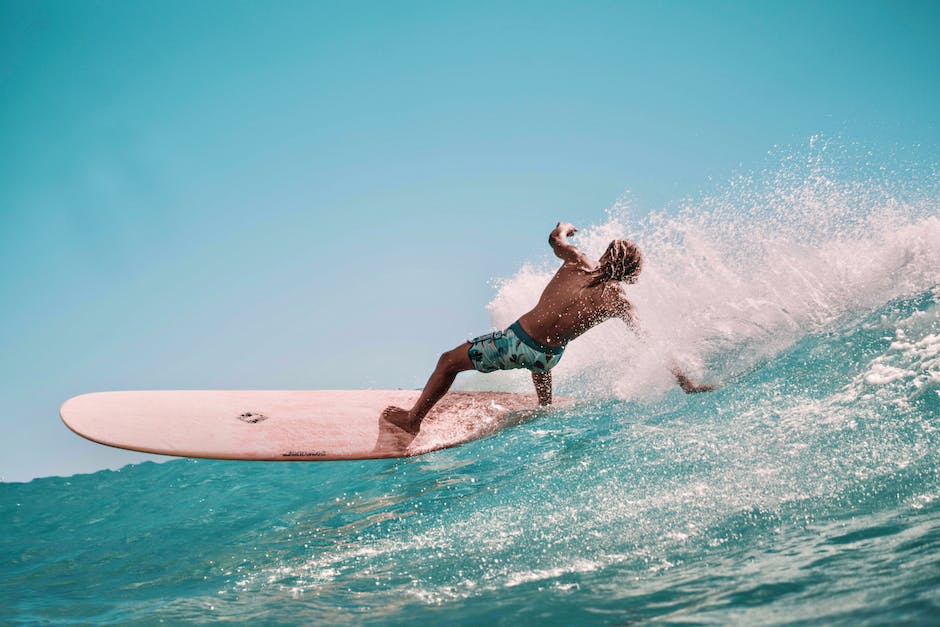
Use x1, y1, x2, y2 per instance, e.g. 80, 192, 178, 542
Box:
60, 390, 569, 461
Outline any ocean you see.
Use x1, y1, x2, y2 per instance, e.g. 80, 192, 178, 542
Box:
3, 143, 939, 624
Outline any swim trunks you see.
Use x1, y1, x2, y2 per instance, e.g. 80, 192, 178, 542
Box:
467, 320, 565, 374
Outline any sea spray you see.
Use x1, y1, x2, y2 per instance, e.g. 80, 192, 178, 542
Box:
478, 138, 940, 400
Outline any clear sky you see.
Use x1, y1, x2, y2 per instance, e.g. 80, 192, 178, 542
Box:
2, 0, 938, 482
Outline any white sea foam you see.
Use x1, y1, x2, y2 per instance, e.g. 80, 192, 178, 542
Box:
842, 300, 940, 407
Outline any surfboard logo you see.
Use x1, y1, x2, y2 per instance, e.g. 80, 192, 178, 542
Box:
283, 450, 327, 457
237, 412, 269, 423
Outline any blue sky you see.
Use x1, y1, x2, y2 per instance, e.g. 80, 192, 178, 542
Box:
2, 0, 938, 481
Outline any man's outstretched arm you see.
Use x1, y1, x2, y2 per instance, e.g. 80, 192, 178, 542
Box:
532, 371, 553, 405
615, 304, 715, 394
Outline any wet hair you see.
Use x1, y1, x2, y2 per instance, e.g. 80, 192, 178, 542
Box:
588, 240, 643, 287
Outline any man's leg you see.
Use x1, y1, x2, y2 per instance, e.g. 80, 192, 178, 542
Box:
382, 342, 475, 435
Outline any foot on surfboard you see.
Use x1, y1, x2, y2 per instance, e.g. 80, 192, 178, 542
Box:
380, 406, 420, 435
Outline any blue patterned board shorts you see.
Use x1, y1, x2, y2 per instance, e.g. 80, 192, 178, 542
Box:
467, 320, 565, 374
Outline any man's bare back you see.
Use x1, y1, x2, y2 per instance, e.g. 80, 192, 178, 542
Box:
381, 222, 711, 439
516, 222, 637, 348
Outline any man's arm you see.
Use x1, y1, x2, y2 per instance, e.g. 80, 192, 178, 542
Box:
532, 371, 552, 405
614, 300, 714, 394
549, 222, 590, 266
612, 292, 642, 336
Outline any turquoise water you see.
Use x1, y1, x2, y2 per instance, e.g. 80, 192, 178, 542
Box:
4, 150, 940, 624
4, 293, 940, 624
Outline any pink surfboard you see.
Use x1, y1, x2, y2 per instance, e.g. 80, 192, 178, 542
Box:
60, 390, 569, 461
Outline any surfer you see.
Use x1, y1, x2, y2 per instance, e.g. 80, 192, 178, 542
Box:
382, 222, 713, 436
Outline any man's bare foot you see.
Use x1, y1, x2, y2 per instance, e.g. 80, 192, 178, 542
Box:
381, 406, 420, 435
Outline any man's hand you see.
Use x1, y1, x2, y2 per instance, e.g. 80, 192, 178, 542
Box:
671, 367, 716, 394
555, 222, 578, 237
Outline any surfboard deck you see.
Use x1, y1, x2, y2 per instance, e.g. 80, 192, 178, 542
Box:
60, 390, 571, 461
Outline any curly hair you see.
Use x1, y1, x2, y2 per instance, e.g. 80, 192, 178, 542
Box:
588, 240, 643, 287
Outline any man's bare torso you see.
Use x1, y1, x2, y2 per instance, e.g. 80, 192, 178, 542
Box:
517, 256, 633, 347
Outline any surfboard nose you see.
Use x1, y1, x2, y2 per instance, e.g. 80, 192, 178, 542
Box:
60, 392, 116, 440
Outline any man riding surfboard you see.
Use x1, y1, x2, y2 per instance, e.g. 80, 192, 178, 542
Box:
382, 222, 713, 436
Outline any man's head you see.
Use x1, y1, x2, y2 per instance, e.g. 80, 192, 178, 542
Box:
592, 239, 643, 286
